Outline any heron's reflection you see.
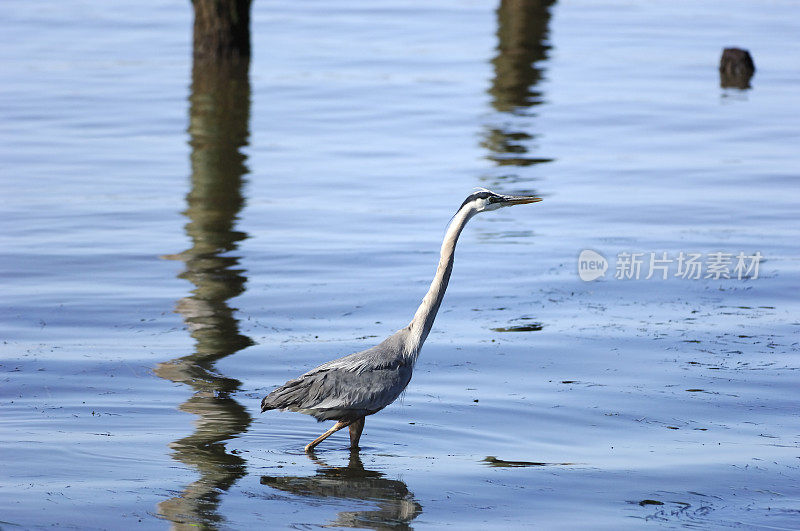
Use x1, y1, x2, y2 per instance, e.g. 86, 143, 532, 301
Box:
482, 0, 555, 177
156, 57, 254, 529
261, 451, 422, 530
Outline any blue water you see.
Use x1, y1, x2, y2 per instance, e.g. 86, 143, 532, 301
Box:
1, 1, 799, 528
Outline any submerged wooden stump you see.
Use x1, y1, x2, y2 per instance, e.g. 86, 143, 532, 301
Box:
719, 47, 755, 89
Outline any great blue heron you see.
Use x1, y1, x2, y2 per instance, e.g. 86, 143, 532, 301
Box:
261, 189, 542, 452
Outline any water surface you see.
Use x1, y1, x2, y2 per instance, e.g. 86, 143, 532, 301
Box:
1, 0, 799, 528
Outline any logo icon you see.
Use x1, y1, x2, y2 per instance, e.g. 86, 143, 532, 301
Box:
578, 249, 607, 281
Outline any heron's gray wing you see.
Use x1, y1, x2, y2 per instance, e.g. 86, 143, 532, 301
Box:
309, 361, 412, 416
261, 357, 412, 421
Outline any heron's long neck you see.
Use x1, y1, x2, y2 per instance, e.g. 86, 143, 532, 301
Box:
404, 206, 475, 360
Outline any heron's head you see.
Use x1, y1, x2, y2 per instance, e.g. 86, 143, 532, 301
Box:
460, 189, 542, 214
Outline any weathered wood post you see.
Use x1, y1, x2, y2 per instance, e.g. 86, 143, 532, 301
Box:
191, 0, 252, 62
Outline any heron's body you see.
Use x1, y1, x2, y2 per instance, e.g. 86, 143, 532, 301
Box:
261, 190, 541, 452
261, 333, 412, 422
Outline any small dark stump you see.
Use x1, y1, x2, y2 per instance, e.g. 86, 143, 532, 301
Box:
720, 47, 755, 89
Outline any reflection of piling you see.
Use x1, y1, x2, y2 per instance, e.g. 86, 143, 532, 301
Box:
719, 47, 755, 89
483, 0, 555, 174
261, 452, 423, 530
490, 0, 555, 112
155, 43, 254, 529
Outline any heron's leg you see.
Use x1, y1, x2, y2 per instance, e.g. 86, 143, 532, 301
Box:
305, 420, 352, 453
349, 417, 365, 449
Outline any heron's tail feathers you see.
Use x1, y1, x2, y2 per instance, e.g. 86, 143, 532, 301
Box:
260, 378, 308, 413
260, 397, 276, 413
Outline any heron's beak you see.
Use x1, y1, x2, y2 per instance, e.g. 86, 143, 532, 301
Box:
500, 194, 542, 206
